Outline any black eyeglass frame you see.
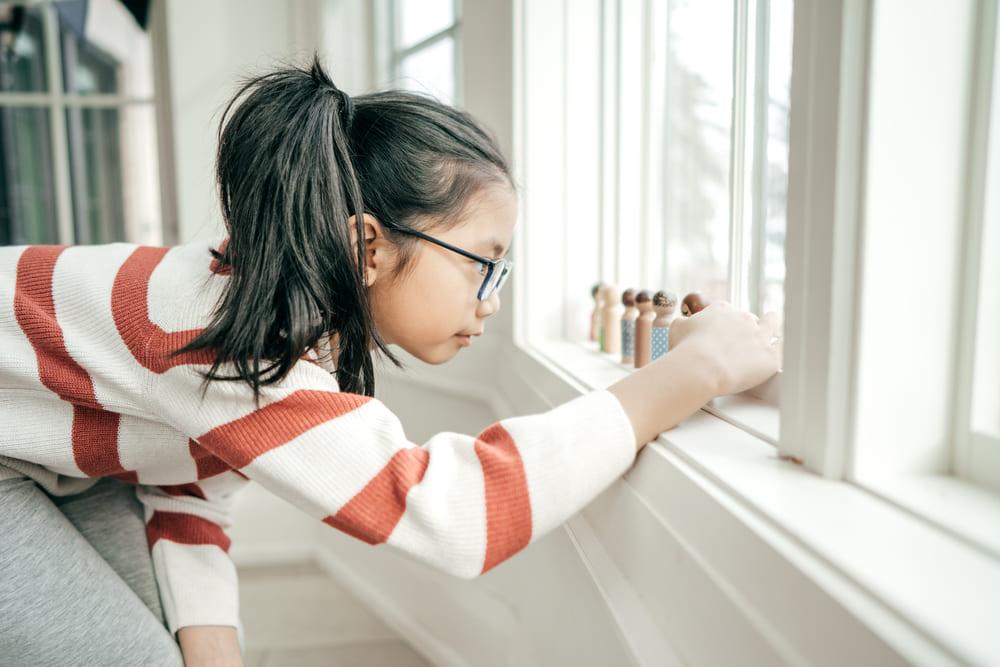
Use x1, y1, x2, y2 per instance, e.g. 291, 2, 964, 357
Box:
388, 227, 512, 302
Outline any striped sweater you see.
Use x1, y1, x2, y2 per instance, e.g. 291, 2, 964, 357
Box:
0, 239, 637, 634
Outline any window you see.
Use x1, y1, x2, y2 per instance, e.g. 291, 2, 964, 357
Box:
516, 0, 792, 422
0, 0, 162, 246
384, 0, 461, 104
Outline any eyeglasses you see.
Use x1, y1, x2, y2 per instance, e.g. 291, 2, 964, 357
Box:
389, 227, 512, 302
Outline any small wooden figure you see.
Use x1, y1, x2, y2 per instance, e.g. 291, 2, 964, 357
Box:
633, 290, 655, 368
590, 282, 604, 344
681, 292, 708, 317
651, 291, 677, 361
620, 289, 638, 365
600, 284, 623, 354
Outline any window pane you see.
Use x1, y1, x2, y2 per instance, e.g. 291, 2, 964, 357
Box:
0, 107, 59, 245
971, 46, 1000, 439
399, 37, 455, 104
658, 0, 734, 303
0, 7, 48, 93
761, 0, 793, 316
397, 0, 454, 51
66, 107, 126, 244
61, 22, 118, 95
60, 0, 154, 98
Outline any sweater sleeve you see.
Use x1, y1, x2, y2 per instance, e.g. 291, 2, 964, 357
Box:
145, 361, 636, 579
135, 474, 245, 634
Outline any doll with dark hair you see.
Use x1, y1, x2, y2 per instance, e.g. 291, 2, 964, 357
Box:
633, 291, 655, 368
681, 292, 709, 317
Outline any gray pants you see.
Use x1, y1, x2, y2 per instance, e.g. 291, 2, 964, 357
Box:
0, 476, 183, 666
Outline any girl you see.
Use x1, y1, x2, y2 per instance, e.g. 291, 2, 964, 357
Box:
0, 58, 780, 665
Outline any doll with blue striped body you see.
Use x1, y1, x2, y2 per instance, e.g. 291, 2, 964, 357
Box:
651, 291, 677, 361
620, 289, 638, 365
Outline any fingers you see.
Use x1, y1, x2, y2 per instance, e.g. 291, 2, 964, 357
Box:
759, 311, 782, 338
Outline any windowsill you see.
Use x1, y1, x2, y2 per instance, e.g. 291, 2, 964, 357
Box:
530, 339, 781, 443
508, 338, 1000, 665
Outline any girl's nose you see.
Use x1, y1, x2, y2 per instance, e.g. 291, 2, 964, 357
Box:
476, 290, 501, 318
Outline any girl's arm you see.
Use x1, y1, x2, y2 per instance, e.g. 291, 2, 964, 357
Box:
147, 361, 637, 580
134, 475, 244, 637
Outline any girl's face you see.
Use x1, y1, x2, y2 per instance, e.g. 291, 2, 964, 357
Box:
365, 185, 518, 364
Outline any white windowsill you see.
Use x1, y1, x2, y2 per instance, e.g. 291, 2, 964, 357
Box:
509, 338, 1000, 665
530, 339, 781, 443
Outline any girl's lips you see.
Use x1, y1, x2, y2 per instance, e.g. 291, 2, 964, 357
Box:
455, 334, 472, 347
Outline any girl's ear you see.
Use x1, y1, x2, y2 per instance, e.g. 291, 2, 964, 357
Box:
347, 213, 392, 287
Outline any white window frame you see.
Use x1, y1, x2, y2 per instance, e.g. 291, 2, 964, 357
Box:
0, 0, 173, 244
508, 0, 1000, 662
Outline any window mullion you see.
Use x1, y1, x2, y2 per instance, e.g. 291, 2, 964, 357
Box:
599, 0, 619, 285
779, 0, 871, 477
748, 0, 771, 315
41, 4, 74, 244
952, 0, 999, 485
728, 0, 750, 309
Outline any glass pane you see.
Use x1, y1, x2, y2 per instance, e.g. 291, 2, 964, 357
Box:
119, 103, 162, 245
60, 0, 153, 97
65, 107, 126, 244
0, 107, 59, 245
396, 0, 454, 51
760, 0, 793, 316
0, 7, 48, 93
658, 0, 734, 303
971, 41, 1000, 439
399, 37, 455, 104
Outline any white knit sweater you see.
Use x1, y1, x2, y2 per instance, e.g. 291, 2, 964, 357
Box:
0, 239, 637, 634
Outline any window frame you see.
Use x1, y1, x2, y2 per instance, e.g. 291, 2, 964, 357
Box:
0, 0, 174, 245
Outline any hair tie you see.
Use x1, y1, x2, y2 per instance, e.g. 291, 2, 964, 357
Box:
338, 91, 355, 132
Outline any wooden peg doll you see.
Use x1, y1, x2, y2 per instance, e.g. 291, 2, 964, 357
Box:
600, 284, 622, 354
620, 289, 638, 365
651, 291, 677, 361
681, 292, 708, 317
633, 290, 655, 368
590, 282, 604, 344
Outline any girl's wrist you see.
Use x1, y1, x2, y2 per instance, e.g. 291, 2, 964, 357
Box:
177, 625, 243, 667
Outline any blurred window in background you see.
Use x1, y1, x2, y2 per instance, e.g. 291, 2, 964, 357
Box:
387, 0, 460, 104
0, 0, 162, 246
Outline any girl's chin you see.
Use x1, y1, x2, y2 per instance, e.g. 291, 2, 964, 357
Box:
400, 341, 461, 365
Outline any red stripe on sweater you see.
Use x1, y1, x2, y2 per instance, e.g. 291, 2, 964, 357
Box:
475, 423, 532, 573
188, 439, 232, 480
14, 246, 132, 479
197, 390, 370, 469
147, 510, 230, 552
111, 246, 215, 373
322, 447, 430, 545
160, 483, 207, 500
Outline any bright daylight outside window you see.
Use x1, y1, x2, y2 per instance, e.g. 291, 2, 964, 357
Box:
518, 0, 792, 400
391, 0, 459, 104
0, 0, 161, 247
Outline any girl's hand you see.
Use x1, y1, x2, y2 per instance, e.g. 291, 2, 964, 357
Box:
609, 301, 782, 452
667, 301, 782, 396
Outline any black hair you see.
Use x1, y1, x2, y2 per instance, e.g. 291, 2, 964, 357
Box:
176, 56, 513, 400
